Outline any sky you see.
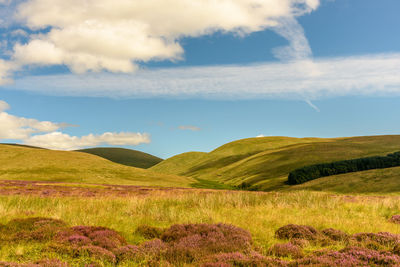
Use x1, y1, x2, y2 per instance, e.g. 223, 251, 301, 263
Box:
0, 0, 399, 158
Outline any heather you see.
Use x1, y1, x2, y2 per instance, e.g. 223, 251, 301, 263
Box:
4, 218, 400, 266
0, 186, 400, 265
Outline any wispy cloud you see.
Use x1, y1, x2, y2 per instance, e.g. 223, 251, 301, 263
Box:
0, 100, 150, 149
6, 53, 400, 100
305, 99, 320, 112
178, 125, 201, 131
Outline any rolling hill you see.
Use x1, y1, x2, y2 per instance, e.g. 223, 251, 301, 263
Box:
288, 166, 400, 194
150, 135, 400, 191
0, 144, 194, 187
77, 147, 163, 169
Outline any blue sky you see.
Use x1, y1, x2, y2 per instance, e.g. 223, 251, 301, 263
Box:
0, 0, 400, 158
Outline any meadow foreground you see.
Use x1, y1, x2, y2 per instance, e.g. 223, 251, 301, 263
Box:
1, 181, 400, 266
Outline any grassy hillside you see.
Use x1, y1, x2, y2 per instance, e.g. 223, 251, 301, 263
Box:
77, 147, 163, 169
150, 151, 207, 175
0, 144, 194, 187
289, 166, 400, 194
150, 135, 400, 191
151, 137, 327, 175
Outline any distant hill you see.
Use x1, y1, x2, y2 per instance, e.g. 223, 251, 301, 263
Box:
77, 147, 163, 169
0, 144, 194, 187
150, 135, 400, 191
0, 143, 45, 149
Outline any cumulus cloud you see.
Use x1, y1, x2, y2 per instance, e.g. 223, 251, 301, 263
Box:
24, 131, 151, 150
0, 101, 62, 139
178, 125, 201, 131
7, 53, 400, 100
0, 99, 10, 111
0, 100, 150, 149
0, 59, 14, 85
2, 0, 320, 73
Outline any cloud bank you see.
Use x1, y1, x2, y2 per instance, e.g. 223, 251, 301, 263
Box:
0, 100, 150, 150
8, 53, 400, 100
0, 0, 319, 81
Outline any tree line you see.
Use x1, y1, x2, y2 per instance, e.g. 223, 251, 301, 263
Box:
288, 151, 400, 185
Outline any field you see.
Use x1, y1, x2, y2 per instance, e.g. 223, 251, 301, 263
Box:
1, 182, 400, 266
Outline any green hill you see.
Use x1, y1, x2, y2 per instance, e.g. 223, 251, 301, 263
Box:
0, 144, 194, 187
77, 147, 163, 169
288, 166, 400, 194
150, 135, 400, 191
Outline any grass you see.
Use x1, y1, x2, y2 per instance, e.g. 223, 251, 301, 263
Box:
0, 144, 194, 188
150, 135, 400, 191
190, 178, 236, 190
77, 147, 163, 169
289, 166, 400, 194
0, 189, 400, 265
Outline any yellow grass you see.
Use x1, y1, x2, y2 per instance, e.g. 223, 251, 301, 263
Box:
0, 144, 194, 187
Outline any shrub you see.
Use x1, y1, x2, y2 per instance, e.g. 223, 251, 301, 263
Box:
136, 225, 164, 239
293, 246, 400, 267
2, 217, 67, 242
352, 232, 400, 249
390, 215, 400, 224
289, 238, 309, 248
136, 223, 253, 264
340, 246, 400, 266
57, 226, 127, 251
79, 245, 116, 263
275, 224, 320, 241
114, 245, 139, 261
161, 223, 252, 263
202, 252, 288, 267
139, 238, 168, 256
0, 259, 68, 267
269, 243, 303, 259
322, 228, 349, 242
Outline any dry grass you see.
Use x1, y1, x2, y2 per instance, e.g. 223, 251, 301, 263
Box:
0, 187, 400, 265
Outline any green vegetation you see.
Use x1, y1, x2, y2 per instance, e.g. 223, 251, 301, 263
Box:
151, 135, 400, 191
288, 151, 400, 185
289, 166, 400, 194
0, 190, 400, 265
0, 144, 194, 187
77, 147, 163, 169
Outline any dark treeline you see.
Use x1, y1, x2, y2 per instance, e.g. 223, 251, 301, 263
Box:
288, 151, 400, 185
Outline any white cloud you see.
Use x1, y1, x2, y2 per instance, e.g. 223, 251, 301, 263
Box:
5, 0, 319, 73
24, 131, 151, 150
178, 125, 201, 131
0, 100, 150, 149
0, 59, 14, 85
0, 99, 10, 111
272, 16, 312, 61
256, 134, 265, 138
8, 53, 400, 100
0, 101, 62, 139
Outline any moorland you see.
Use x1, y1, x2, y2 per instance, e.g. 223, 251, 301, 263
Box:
1, 135, 400, 266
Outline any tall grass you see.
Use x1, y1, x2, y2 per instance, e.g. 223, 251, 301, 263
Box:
1, 190, 399, 251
